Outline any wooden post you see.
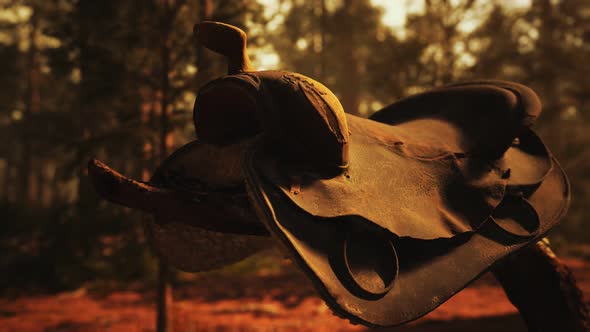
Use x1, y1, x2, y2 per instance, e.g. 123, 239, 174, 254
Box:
156, 259, 173, 332
157, 1, 173, 331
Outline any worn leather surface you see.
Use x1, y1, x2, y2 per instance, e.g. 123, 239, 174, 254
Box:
145, 140, 272, 272
257, 114, 507, 240
241, 80, 570, 326
254, 82, 553, 241
370, 81, 542, 158
244, 153, 568, 326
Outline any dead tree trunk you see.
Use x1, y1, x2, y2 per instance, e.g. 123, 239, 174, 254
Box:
336, 0, 361, 115
492, 240, 590, 332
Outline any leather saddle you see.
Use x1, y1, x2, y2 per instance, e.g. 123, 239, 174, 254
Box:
148, 22, 570, 327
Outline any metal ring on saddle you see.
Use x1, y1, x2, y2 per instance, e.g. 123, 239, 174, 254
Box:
341, 228, 399, 299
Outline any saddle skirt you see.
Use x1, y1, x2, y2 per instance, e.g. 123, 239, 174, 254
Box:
249, 79, 557, 241
257, 114, 508, 240
235, 76, 569, 326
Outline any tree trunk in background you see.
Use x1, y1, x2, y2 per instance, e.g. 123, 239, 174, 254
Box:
36, 165, 44, 207
337, 0, 360, 115
76, 0, 94, 211
531, 0, 561, 124
203, 0, 212, 17
319, 0, 326, 82
2, 163, 11, 202
156, 259, 173, 332
143, 94, 157, 182
492, 240, 590, 331
20, 6, 39, 205
195, 0, 213, 90
154, 1, 215, 328
156, 1, 175, 331
51, 162, 61, 206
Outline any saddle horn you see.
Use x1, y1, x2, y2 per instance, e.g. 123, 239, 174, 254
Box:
194, 21, 349, 171
194, 21, 254, 74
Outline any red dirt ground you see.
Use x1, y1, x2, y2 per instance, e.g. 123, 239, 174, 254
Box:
1, 257, 588, 332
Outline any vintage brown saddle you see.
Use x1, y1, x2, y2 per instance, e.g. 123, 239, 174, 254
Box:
146, 22, 570, 327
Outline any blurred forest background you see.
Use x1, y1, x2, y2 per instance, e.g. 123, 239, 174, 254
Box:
1, 0, 589, 293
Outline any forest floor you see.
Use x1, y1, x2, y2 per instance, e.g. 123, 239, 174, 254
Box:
1, 254, 589, 332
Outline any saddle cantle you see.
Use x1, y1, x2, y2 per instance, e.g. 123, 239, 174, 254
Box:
150, 22, 570, 327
